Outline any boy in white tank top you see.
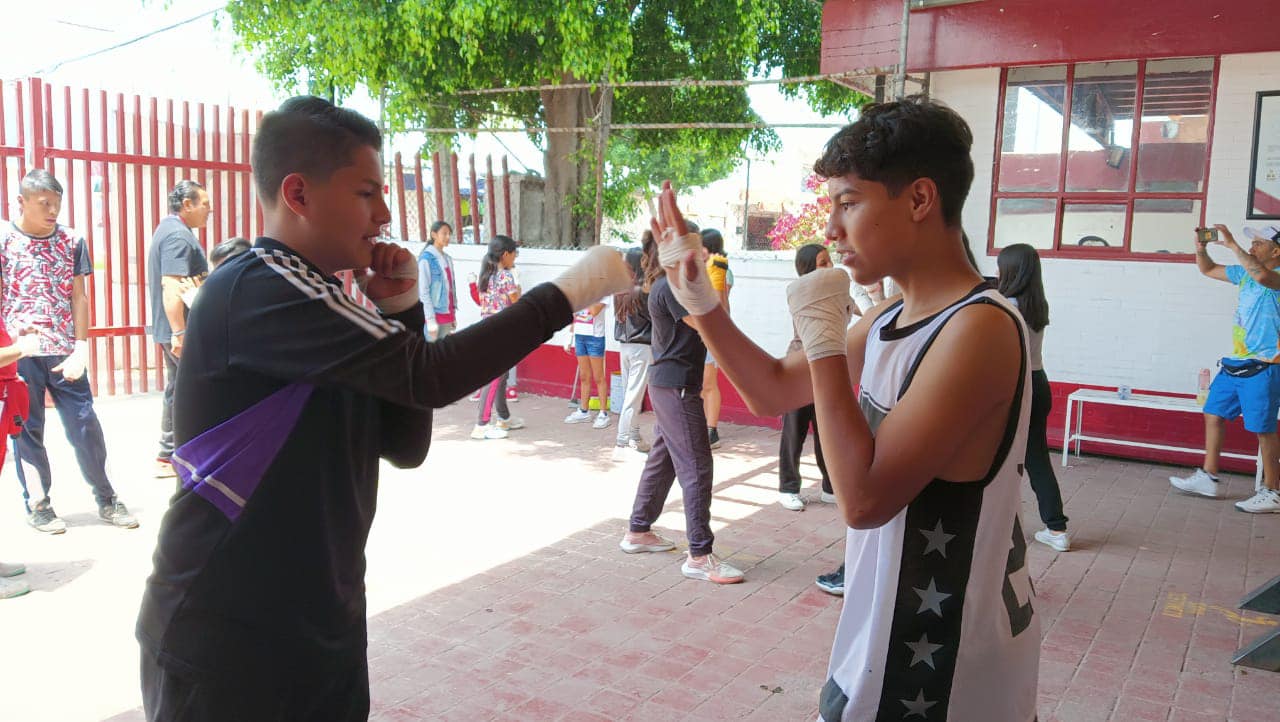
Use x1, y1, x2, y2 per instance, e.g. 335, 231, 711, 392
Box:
646, 97, 1039, 721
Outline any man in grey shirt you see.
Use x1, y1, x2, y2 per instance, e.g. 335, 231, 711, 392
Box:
147, 181, 211, 478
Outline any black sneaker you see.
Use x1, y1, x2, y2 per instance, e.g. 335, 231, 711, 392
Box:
708, 427, 721, 449
28, 501, 67, 534
815, 564, 845, 596
98, 499, 139, 529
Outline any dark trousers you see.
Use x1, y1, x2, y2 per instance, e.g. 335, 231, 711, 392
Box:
13, 355, 116, 513
629, 385, 715, 557
1027, 369, 1068, 531
477, 368, 510, 425
158, 344, 178, 460
778, 404, 832, 495
141, 647, 369, 722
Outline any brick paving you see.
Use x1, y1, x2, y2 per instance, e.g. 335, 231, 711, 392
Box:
3, 391, 1278, 721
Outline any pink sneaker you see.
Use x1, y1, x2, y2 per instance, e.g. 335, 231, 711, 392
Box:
620, 532, 676, 553
682, 553, 744, 584
506, 387, 519, 402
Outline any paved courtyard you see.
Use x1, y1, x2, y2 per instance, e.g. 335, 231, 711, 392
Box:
1, 391, 1278, 721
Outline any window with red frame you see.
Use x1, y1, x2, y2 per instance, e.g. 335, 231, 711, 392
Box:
990, 57, 1217, 258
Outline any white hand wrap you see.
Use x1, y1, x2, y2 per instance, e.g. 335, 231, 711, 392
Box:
59, 340, 90, 380
355, 254, 419, 315
551, 246, 633, 312
15, 333, 40, 358
657, 230, 720, 316
786, 268, 854, 362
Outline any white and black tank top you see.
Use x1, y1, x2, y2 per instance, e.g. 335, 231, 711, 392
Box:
820, 284, 1039, 722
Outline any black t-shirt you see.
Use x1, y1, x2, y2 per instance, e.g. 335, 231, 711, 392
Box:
147, 215, 209, 344
136, 237, 572, 683
648, 277, 705, 390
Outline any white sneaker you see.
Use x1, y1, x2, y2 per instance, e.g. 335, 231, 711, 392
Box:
1170, 468, 1220, 498
819, 491, 837, 504
619, 533, 676, 554
0, 561, 25, 577
778, 492, 805, 511
681, 553, 745, 584
592, 411, 611, 429
564, 408, 592, 424
495, 416, 524, 431
1034, 528, 1072, 552
471, 424, 508, 439
0, 576, 30, 599
1235, 488, 1280, 514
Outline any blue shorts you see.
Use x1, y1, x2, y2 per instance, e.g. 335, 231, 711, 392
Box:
1203, 362, 1280, 433
575, 334, 605, 358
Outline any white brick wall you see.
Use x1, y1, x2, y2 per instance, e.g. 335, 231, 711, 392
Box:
931, 52, 1280, 394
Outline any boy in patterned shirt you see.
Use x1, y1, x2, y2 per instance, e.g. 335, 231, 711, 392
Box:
1, 169, 137, 533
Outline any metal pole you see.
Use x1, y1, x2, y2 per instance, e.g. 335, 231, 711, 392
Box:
894, 0, 911, 99
741, 157, 751, 248
592, 81, 612, 246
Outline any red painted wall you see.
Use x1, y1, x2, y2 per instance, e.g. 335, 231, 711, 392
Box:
516, 344, 1256, 472
822, 0, 1280, 75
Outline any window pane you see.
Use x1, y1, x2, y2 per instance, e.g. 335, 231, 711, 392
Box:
1136, 58, 1214, 193
999, 66, 1067, 192
1061, 202, 1126, 249
994, 198, 1056, 250
1066, 62, 1138, 192
1131, 198, 1201, 254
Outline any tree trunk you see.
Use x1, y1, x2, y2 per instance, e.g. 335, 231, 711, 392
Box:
540, 75, 595, 247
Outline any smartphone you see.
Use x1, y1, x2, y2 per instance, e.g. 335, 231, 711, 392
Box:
1196, 227, 1219, 244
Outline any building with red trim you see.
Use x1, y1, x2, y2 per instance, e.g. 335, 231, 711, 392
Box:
820, 0, 1280, 470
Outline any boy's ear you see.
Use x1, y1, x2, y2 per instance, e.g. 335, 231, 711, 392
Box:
908, 178, 940, 223
279, 173, 308, 217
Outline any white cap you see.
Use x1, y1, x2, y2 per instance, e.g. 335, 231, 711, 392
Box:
1244, 225, 1280, 244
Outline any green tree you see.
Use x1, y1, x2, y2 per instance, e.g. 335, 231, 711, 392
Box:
224, 0, 867, 246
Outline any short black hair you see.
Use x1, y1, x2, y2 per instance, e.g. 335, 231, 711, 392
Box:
168, 180, 205, 214
814, 96, 973, 228
251, 96, 382, 205
683, 219, 699, 234
20, 169, 63, 196
210, 237, 251, 267
700, 228, 725, 256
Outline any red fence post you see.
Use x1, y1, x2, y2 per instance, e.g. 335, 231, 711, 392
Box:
26, 78, 45, 171
394, 152, 407, 240
451, 152, 463, 238
432, 151, 444, 224
485, 155, 497, 239
468, 153, 479, 245
414, 153, 426, 242
502, 156, 512, 238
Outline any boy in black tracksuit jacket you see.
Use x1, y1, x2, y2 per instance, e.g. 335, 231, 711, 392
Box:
136, 96, 630, 721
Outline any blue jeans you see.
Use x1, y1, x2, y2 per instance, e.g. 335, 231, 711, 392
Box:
13, 355, 116, 512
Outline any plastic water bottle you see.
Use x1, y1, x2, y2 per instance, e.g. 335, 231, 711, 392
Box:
1196, 368, 1210, 406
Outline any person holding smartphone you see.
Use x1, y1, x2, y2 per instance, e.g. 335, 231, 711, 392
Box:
1171, 224, 1280, 513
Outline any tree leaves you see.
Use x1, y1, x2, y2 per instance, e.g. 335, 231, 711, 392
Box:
224, 0, 867, 243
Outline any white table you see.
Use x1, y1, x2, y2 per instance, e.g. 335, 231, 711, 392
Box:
1061, 389, 1261, 488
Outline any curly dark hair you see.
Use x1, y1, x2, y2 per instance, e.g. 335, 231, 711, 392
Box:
813, 96, 973, 228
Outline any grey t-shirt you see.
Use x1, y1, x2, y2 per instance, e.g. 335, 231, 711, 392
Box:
147, 215, 209, 344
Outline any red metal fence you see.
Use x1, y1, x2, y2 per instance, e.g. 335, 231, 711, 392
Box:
1, 77, 513, 397
1, 77, 263, 397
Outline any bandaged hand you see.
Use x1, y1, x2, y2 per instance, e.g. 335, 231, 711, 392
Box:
551, 246, 633, 312
15, 333, 41, 358
53, 340, 89, 381
657, 230, 720, 316
786, 268, 854, 362
706, 253, 729, 292
357, 242, 419, 315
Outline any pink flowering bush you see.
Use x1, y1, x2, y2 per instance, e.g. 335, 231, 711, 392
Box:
767, 175, 835, 250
